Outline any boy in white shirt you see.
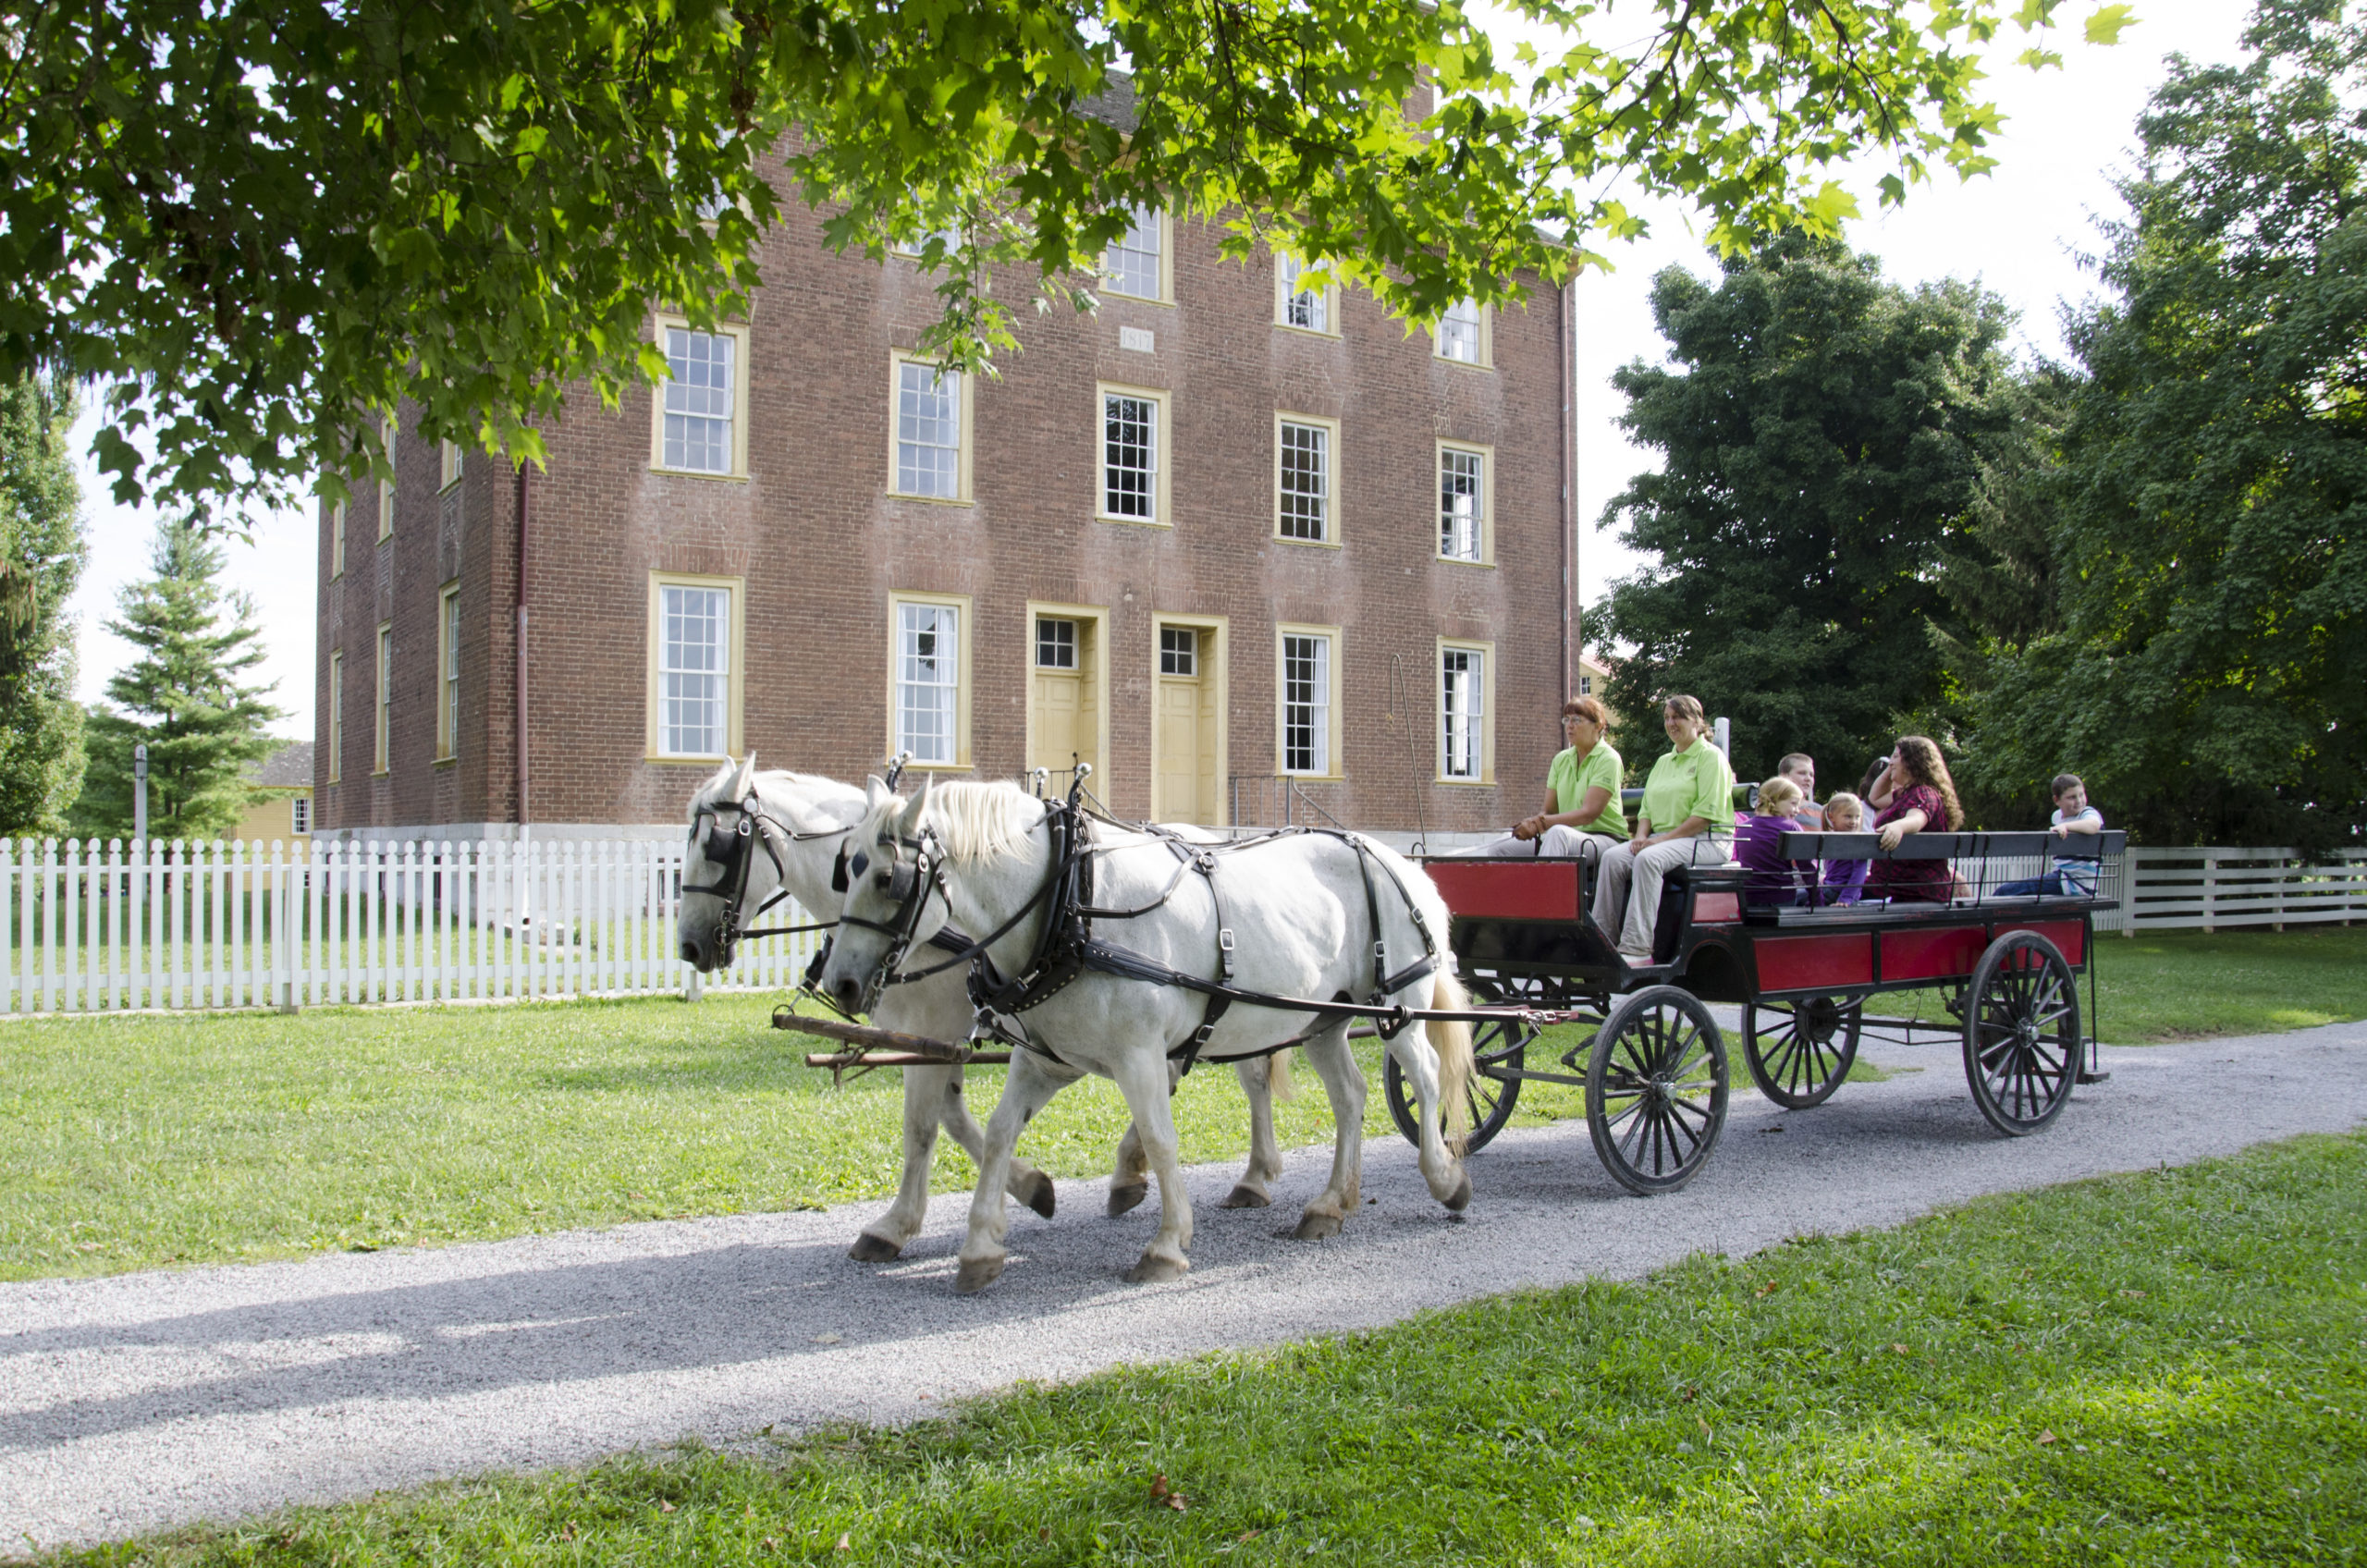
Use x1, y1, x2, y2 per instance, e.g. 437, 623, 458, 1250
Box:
1998, 774, 2105, 896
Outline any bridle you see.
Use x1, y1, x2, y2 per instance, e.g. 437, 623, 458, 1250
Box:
830, 822, 954, 1013
682, 793, 848, 967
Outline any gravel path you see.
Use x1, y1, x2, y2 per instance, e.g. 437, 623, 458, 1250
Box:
6, 1020, 2365, 1552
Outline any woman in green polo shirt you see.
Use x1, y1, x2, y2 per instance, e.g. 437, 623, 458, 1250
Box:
1453, 696, 1626, 858
1591, 694, 1737, 962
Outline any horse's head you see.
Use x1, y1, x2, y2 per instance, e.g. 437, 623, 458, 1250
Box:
678, 752, 772, 973
818, 775, 947, 1015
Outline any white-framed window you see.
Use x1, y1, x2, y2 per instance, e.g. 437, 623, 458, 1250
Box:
329, 497, 346, 579
1277, 626, 1341, 777
1435, 299, 1488, 365
1439, 638, 1496, 783
650, 317, 753, 478
890, 594, 970, 766
439, 438, 463, 491
291, 796, 310, 835
1036, 617, 1077, 669
1275, 416, 1334, 544
437, 584, 461, 760
891, 356, 968, 500
657, 583, 731, 757
1579, 673, 1594, 697
327, 651, 343, 784
1098, 385, 1169, 524
374, 622, 392, 774
1102, 204, 1166, 300
1159, 625, 1197, 677
1276, 254, 1333, 334
1438, 442, 1491, 563
378, 414, 396, 541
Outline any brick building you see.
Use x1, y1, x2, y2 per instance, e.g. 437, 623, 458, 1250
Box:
313, 199, 1579, 839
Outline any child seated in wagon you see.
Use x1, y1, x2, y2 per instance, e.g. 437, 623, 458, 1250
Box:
1995, 774, 2106, 897
1733, 776, 1813, 904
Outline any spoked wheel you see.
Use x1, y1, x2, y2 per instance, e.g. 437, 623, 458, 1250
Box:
1741, 994, 1864, 1109
1586, 985, 1729, 1194
1962, 931, 2081, 1135
1384, 1012, 1528, 1155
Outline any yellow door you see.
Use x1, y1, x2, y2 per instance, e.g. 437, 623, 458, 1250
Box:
1029, 616, 1100, 786
1154, 625, 1218, 824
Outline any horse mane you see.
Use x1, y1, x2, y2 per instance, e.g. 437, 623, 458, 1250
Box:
689, 764, 865, 829
866, 778, 1041, 866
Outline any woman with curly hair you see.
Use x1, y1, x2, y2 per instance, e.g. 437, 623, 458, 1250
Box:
1865, 735, 1964, 903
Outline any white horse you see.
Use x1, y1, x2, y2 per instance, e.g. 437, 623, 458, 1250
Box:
674, 758, 1295, 1262
819, 776, 1476, 1292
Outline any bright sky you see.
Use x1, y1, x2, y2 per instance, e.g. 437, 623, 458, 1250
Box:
60, 0, 2250, 738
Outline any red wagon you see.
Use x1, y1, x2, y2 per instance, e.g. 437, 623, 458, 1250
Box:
1384, 830, 2128, 1195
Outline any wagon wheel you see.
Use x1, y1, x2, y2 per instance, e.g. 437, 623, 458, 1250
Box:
1586, 985, 1728, 1195
1740, 995, 1864, 1109
1962, 931, 2081, 1136
1384, 1012, 1528, 1155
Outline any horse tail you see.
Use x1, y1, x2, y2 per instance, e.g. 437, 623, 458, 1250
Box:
1429, 970, 1475, 1155
1269, 1047, 1298, 1102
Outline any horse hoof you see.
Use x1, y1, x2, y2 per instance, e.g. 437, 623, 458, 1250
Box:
954, 1256, 1005, 1293
1218, 1184, 1272, 1210
1107, 1182, 1148, 1218
1124, 1254, 1188, 1284
1293, 1212, 1343, 1241
848, 1231, 904, 1263
1442, 1171, 1473, 1213
1016, 1170, 1057, 1219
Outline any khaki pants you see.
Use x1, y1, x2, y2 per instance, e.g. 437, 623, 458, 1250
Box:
1453, 826, 1626, 860
1591, 834, 1734, 955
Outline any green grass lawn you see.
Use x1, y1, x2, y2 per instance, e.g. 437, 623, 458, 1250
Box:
2, 927, 2359, 1282
44, 1131, 2367, 1567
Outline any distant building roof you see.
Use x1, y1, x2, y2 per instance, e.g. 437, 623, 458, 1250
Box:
251, 741, 315, 790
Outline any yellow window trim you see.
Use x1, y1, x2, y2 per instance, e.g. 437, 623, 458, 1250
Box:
436, 582, 460, 761
328, 496, 346, 580
1432, 300, 1494, 370
373, 621, 392, 776
377, 414, 396, 541
645, 571, 747, 763
1434, 438, 1497, 568
887, 589, 975, 771
326, 649, 343, 784
648, 314, 754, 481
1435, 634, 1497, 786
1272, 255, 1343, 338
438, 438, 464, 493
1095, 381, 1174, 528
887, 350, 976, 504
1102, 203, 1175, 306
1273, 411, 1343, 548
1274, 620, 1344, 780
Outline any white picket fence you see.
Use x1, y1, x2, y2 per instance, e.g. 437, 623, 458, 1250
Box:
2108, 846, 2367, 933
1, 837, 826, 1016
4, 837, 2361, 1017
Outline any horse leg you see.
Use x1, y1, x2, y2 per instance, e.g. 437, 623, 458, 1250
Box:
1218, 1054, 1284, 1208
1109, 1051, 1194, 1282
1291, 1028, 1367, 1240
1108, 1058, 1185, 1216
955, 1051, 1072, 1293
932, 1066, 1056, 1220
848, 1062, 952, 1261
1387, 974, 1478, 1211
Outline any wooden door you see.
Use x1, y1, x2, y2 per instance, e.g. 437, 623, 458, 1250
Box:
1028, 616, 1100, 785
1154, 624, 1217, 824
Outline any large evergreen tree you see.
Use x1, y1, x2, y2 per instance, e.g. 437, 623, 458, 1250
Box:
1955, 0, 2367, 849
71, 517, 283, 843
0, 373, 90, 837
1589, 235, 2017, 784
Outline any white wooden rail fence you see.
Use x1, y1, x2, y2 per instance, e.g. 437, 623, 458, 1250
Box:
3, 839, 2361, 1017
2, 838, 827, 1016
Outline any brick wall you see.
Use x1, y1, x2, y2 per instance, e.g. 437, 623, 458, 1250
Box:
316, 199, 1575, 834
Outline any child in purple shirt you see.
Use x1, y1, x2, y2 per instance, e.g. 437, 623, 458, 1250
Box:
1818, 791, 1870, 905
1734, 778, 1812, 904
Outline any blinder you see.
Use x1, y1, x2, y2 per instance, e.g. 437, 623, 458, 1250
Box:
830, 843, 852, 893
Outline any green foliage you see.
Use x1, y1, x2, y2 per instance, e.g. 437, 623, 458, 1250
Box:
1589, 235, 2017, 784
68, 517, 283, 842
0, 372, 89, 837
1954, 0, 2367, 850
47, 1132, 2367, 1565
0, 0, 2124, 512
